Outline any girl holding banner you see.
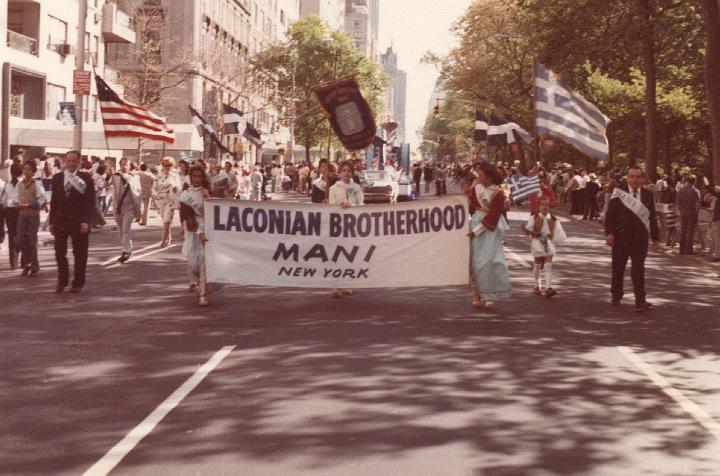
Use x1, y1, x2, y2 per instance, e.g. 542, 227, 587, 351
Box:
328, 161, 365, 298
179, 165, 211, 306
467, 162, 512, 310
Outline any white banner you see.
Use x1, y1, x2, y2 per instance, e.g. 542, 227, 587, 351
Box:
205, 196, 470, 288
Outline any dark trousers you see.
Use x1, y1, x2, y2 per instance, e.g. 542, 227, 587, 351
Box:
583, 196, 598, 220
3, 207, 19, 269
414, 178, 421, 196
679, 213, 698, 254
435, 179, 446, 196
54, 226, 89, 288
611, 240, 648, 304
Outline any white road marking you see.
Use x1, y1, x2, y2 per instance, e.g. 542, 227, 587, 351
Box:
99, 243, 161, 266
506, 250, 532, 269
617, 346, 720, 443
83, 345, 236, 476
104, 244, 178, 269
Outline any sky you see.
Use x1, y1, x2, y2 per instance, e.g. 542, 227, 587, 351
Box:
377, 0, 472, 149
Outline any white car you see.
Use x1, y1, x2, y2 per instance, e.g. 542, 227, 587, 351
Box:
362, 170, 398, 203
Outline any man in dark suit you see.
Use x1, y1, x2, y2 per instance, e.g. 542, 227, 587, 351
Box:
605, 165, 660, 312
48, 150, 96, 293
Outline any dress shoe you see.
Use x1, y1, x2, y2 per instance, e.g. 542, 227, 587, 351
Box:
711, 258, 720, 263
611, 297, 621, 307
117, 252, 130, 263
55, 284, 65, 294
29, 270, 39, 277
69, 286, 82, 293
635, 302, 652, 313
20, 267, 30, 277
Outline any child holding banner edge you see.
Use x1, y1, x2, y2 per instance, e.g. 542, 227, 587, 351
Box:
328, 161, 365, 298
179, 165, 211, 306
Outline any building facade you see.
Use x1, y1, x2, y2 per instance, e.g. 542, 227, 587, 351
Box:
380, 45, 407, 143
1, 0, 135, 161
298, 0, 343, 31
343, 0, 378, 59
109, 0, 298, 164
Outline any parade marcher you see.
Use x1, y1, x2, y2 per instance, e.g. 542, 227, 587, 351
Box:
250, 164, 264, 201
49, 150, 96, 293
677, 175, 701, 255
423, 161, 434, 195
583, 173, 601, 220
178, 165, 211, 306
467, 162, 512, 310
665, 202, 679, 248
209, 164, 230, 198
224, 161, 238, 198
528, 173, 558, 215
311, 158, 335, 204
522, 196, 566, 298
710, 187, 720, 263
92, 165, 109, 227
298, 162, 310, 194
15, 160, 47, 276
112, 158, 142, 263
412, 162, 423, 197
435, 163, 447, 196
1, 163, 22, 269
605, 165, 660, 312
328, 161, 365, 298
138, 163, 155, 225
154, 157, 180, 247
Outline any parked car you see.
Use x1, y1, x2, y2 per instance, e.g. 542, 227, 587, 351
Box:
362, 170, 397, 203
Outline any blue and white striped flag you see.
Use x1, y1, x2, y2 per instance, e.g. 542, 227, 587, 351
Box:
535, 63, 610, 161
507, 173, 541, 204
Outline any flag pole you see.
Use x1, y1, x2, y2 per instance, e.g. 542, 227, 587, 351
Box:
90, 60, 113, 163
532, 60, 541, 168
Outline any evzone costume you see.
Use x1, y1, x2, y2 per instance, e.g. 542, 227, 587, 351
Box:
522, 211, 566, 297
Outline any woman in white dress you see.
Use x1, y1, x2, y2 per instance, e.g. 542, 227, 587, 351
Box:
179, 165, 211, 306
154, 157, 181, 247
328, 161, 364, 298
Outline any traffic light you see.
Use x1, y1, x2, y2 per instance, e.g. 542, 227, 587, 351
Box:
433, 103, 440, 116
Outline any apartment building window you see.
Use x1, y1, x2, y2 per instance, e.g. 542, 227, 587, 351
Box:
10, 71, 45, 120
46, 83, 67, 120
47, 15, 68, 49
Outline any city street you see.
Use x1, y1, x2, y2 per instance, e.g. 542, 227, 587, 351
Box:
1, 193, 719, 475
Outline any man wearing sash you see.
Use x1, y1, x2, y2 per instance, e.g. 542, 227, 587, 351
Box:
605, 165, 660, 312
49, 150, 96, 293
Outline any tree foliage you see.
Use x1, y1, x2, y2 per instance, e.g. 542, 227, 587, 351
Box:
423, 0, 717, 181
252, 17, 388, 160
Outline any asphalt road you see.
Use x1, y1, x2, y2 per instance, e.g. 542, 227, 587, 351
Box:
1, 190, 719, 476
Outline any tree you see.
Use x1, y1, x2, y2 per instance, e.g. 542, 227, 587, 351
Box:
252, 17, 388, 162
699, 0, 720, 184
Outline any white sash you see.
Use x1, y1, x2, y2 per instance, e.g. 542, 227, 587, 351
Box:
611, 187, 650, 233
69, 174, 87, 195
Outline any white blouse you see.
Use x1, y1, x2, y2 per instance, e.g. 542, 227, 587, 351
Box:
328, 180, 364, 207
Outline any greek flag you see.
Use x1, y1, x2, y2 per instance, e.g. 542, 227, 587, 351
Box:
535, 63, 609, 160
474, 110, 488, 142
507, 173, 541, 203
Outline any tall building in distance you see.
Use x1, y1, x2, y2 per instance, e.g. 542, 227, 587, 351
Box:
381, 45, 407, 143
343, 0, 378, 58
298, 0, 344, 31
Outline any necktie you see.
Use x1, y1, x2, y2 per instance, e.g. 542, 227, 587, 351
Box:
633, 189, 638, 199
65, 177, 72, 194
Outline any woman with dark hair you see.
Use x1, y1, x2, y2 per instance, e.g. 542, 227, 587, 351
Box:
466, 161, 512, 310
1, 163, 23, 269
179, 165, 211, 306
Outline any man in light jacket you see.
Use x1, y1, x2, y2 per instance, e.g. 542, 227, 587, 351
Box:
113, 158, 142, 263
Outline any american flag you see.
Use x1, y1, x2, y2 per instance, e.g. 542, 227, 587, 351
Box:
95, 75, 175, 144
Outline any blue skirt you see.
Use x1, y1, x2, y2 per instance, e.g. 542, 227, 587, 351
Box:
470, 211, 512, 300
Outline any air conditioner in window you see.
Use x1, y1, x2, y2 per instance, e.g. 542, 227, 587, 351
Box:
57, 43, 72, 56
